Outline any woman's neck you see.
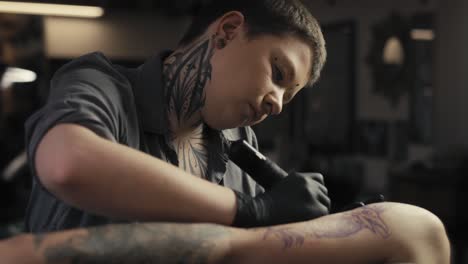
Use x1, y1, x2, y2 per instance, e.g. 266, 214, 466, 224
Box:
162, 35, 216, 139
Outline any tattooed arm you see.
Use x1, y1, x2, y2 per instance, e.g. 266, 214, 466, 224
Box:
0, 203, 450, 264
2, 223, 234, 264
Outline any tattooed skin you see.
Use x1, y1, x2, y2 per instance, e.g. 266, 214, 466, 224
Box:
36, 223, 231, 264
172, 124, 209, 177
163, 36, 215, 178
262, 204, 391, 250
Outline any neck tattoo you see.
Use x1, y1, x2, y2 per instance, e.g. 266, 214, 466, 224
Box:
162, 36, 216, 178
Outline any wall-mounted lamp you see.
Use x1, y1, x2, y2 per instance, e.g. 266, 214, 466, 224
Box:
1, 66, 37, 89
383, 36, 405, 65
367, 13, 413, 107
411, 29, 435, 41
0, 1, 104, 18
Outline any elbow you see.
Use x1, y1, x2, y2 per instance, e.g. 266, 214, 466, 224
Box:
36, 145, 79, 193
39, 154, 77, 191
35, 125, 83, 192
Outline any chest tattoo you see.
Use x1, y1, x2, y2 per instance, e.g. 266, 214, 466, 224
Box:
172, 125, 209, 178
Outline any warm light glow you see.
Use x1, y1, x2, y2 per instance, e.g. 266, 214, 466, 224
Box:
0, 1, 104, 18
411, 29, 435, 41
1, 67, 37, 88
383, 36, 405, 65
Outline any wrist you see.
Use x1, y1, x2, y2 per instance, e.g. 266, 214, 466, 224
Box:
232, 190, 255, 227
232, 190, 270, 227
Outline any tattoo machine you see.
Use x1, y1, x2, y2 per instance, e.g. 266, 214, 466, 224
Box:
228, 139, 385, 211
228, 140, 287, 190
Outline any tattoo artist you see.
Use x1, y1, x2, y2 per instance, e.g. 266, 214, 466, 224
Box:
24, 0, 330, 233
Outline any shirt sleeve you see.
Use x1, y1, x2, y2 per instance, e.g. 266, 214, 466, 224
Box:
25, 54, 128, 179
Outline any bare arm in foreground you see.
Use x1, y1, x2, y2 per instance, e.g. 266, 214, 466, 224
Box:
0, 202, 450, 264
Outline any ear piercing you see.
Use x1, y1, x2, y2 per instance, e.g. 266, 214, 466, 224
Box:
216, 38, 227, 49
212, 32, 227, 49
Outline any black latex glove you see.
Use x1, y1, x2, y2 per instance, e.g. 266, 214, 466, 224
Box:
232, 171, 331, 227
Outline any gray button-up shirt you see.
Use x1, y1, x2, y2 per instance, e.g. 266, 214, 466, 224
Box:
24, 52, 264, 232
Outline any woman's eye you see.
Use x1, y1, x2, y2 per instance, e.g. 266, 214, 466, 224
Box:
272, 65, 284, 82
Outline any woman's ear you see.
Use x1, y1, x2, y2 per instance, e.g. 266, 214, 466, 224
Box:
214, 11, 245, 43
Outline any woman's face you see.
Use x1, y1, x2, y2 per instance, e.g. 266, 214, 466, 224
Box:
202, 30, 312, 130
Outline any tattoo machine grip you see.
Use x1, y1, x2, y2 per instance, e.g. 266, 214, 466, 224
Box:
228, 140, 288, 190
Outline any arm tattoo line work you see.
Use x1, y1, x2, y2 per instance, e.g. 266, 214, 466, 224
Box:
30, 205, 392, 262
36, 223, 231, 264
263, 204, 391, 250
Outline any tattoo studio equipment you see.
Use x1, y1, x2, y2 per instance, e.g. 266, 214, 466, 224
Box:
228, 140, 384, 212
228, 140, 288, 190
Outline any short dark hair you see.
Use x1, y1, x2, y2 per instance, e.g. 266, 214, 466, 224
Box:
179, 0, 327, 87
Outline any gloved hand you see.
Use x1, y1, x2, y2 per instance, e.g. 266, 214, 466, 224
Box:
232, 171, 330, 227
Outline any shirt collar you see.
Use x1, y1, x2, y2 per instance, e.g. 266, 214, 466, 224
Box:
133, 50, 172, 134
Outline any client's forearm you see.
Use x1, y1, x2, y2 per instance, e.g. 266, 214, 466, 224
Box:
239, 202, 449, 264
1, 210, 389, 264
0, 203, 450, 264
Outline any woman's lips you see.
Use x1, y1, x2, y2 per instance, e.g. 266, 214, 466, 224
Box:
248, 104, 257, 122
249, 103, 266, 125
241, 104, 254, 126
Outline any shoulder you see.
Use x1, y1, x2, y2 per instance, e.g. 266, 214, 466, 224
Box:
49, 52, 133, 101
54, 52, 116, 75
51, 52, 130, 90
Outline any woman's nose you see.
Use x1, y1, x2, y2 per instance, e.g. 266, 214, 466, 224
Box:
262, 91, 283, 116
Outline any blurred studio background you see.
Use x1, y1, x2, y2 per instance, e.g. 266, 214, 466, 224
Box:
0, 0, 467, 262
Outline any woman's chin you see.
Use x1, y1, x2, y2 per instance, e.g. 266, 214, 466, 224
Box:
203, 118, 242, 131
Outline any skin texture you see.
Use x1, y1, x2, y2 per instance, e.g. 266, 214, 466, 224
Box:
35, 223, 231, 264
163, 11, 312, 178
0, 203, 450, 264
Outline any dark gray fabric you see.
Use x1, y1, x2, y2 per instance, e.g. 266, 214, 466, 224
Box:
24, 52, 264, 233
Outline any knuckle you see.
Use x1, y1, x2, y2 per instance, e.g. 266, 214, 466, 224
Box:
317, 204, 329, 214
320, 208, 329, 215
309, 174, 323, 184
314, 173, 324, 180
322, 185, 329, 194
305, 172, 323, 179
